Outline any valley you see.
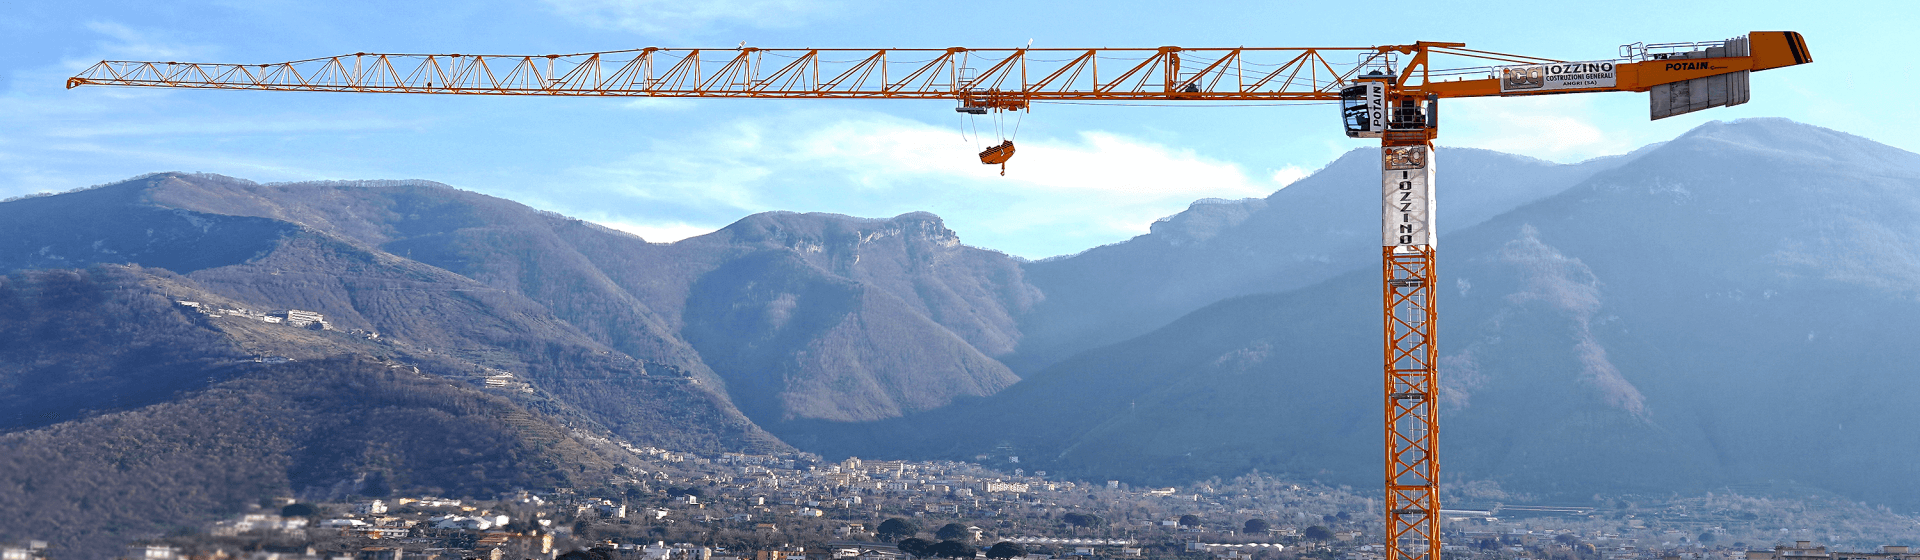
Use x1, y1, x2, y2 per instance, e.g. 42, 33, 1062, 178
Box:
5, 118, 1920, 557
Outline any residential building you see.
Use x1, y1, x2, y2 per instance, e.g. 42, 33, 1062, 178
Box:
1747, 543, 1920, 560
284, 310, 328, 329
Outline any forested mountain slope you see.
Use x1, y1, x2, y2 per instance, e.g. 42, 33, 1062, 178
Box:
0, 267, 638, 559
127, 176, 1031, 429
1007, 145, 1657, 373
804, 119, 1920, 508
0, 177, 780, 453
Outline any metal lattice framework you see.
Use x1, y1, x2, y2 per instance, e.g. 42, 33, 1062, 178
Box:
65, 44, 1568, 109
1382, 243, 1441, 560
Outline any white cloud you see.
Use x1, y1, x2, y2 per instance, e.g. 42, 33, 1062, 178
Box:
1444, 95, 1637, 163
595, 220, 718, 242
559, 111, 1287, 258
784, 120, 1276, 201
1270, 165, 1309, 187
542, 0, 822, 35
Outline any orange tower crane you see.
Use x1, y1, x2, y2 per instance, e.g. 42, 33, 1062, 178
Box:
68, 31, 1812, 560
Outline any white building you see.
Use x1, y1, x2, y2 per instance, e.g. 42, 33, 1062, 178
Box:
125, 545, 179, 560
284, 310, 328, 329
2, 542, 47, 560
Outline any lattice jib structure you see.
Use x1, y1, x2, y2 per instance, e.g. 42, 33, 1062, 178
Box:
64, 46, 1401, 106
64, 33, 1811, 110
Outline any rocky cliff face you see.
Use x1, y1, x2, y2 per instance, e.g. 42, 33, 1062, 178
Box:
675, 211, 1027, 427
697, 211, 1038, 357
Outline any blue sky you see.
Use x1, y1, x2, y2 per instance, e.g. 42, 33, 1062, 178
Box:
0, 0, 1894, 259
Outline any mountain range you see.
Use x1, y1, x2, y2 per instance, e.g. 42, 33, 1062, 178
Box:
815, 120, 1920, 508
5, 117, 1919, 553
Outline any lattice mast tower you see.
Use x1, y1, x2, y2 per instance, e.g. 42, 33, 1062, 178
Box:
68, 31, 1813, 560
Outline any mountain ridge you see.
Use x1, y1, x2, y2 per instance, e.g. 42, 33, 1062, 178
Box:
3, 171, 1040, 433
793, 118, 1920, 508
1004, 144, 1657, 373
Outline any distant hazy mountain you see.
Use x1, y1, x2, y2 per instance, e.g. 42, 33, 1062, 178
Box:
1006, 145, 1657, 373
0, 175, 779, 453
0, 172, 1035, 437
805, 119, 1920, 508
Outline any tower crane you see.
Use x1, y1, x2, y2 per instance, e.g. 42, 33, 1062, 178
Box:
67, 31, 1812, 560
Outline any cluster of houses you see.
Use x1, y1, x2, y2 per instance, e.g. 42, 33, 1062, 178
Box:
83, 433, 1916, 560
118, 449, 1314, 560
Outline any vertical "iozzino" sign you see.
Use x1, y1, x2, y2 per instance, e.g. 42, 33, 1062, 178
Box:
1362, 81, 1386, 134
1382, 146, 1435, 252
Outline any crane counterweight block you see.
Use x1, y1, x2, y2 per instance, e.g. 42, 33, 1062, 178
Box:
1645, 32, 1809, 119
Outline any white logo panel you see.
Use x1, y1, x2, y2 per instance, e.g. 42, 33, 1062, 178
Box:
1498, 60, 1618, 92
1382, 146, 1436, 251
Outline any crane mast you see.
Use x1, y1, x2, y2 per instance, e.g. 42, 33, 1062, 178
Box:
67, 32, 1812, 560
1363, 67, 1446, 560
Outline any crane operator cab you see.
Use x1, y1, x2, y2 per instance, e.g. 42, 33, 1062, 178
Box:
1341, 72, 1391, 138
1343, 71, 1439, 139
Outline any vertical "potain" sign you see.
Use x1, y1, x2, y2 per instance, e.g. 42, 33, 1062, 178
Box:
1382, 145, 1435, 252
